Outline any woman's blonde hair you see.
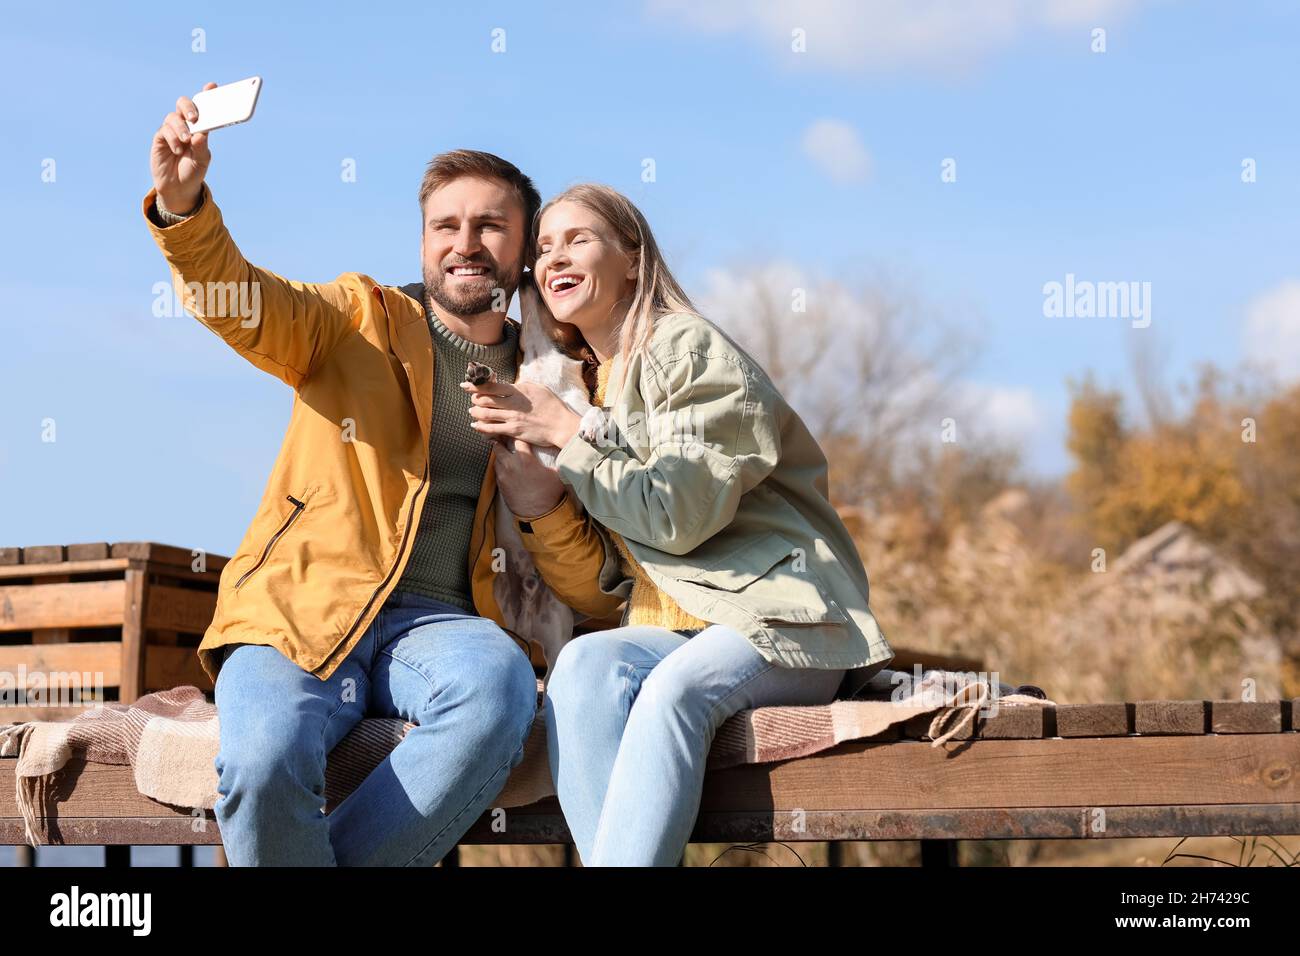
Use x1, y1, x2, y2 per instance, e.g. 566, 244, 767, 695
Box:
533, 183, 699, 401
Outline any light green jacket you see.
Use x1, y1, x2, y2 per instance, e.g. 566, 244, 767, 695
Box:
555, 311, 894, 698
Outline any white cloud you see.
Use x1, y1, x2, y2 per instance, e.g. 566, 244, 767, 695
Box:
1243, 279, 1300, 384
646, 0, 1145, 74
958, 382, 1042, 443
801, 118, 872, 183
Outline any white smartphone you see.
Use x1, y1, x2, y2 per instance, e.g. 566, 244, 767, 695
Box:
186, 76, 262, 135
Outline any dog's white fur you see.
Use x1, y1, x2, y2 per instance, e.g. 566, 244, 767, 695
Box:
469, 279, 607, 683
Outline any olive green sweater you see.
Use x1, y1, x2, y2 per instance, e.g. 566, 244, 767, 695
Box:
393, 309, 517, 610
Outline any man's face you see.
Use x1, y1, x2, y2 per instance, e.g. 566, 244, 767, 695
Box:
421, 176, 527, 317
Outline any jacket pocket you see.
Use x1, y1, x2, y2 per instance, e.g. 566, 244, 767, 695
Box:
234, 491, 312, 590
678, 530, 848, 626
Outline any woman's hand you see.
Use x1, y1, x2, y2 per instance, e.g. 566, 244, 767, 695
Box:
461, 379, 582, 450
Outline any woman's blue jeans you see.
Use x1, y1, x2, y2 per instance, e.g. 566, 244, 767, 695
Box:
542, 622, 846, 866
212, 590, 538, 866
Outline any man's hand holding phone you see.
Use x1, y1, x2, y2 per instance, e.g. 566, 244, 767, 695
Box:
150, 82, 217, 216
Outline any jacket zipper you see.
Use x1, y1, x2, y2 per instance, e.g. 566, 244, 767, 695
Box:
235, 495, 307, 589
330, 284, 433, 660
334, 462, 429, 651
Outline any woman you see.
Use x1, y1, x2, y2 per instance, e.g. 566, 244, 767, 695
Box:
463, 184, 894, 866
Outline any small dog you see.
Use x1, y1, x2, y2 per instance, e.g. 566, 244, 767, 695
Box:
466, 275, 607, 681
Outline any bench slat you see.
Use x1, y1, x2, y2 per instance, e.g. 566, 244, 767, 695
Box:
698, 733, 1300, 813
4, 731, 1297, 846
1056, 703, 1132, 737
5, 803, 1300, 847
1210, 701, 1285, 734
0, 818, 224, 846
1135, 700, 1208, 735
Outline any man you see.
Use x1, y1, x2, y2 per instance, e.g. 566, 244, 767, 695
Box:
146, 84, 627, 865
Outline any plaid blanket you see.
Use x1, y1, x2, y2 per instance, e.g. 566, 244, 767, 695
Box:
0, 668, 1050, 847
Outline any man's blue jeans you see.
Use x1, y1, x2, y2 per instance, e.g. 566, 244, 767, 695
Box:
543, 622, 846, 866
212, 589, 538, 866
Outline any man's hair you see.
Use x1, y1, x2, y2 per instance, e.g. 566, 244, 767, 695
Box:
418, 149, 541, 241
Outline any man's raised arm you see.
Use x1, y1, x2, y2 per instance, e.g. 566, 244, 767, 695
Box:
145, 83, 357, 388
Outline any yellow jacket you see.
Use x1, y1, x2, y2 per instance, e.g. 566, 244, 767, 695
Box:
142, 184, 627, 684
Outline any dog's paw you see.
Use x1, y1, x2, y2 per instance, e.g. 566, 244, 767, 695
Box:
465, 361, 496, 386
578, 406, 611, 444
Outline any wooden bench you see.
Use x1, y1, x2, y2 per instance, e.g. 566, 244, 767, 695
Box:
7, 541, 1294, 865
4, 697, 1297, 866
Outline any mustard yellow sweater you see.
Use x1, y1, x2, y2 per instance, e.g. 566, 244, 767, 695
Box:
593, 360, 711, 631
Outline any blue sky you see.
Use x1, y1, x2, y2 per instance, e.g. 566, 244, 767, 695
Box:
2, 0, 1297, 555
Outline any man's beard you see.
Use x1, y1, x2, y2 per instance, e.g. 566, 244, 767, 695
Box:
423, 256, 522, 317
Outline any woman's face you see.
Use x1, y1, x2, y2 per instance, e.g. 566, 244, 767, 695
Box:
535, 201, 637, 332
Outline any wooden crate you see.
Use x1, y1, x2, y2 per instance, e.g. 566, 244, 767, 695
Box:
0, 543, 228, 722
